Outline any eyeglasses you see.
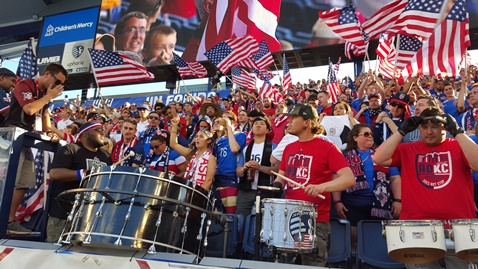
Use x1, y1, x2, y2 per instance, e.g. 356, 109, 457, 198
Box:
123, 27, 147, 35
420, 118, 444, 125
390, 102, 405, 109
150, 145, 161, 150
358, 132, 373, 137
51, 73, 64, 86
149, 116, 159, 120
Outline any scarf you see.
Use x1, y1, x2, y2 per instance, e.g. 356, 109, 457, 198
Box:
139, 126, 160, 142
184, 149, 212, 187
344, 149, 394, 219
273, 114, 288, 127
111, 136, 138, 166
145, 146, 171, 174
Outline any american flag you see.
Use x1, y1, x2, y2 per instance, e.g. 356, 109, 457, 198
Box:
16, 38, 38, 79
376, 34, 394, 60
194, 0, 281, 61
238, 39, 274, 71
253, 68, 275, 81
282, 55, 292, 90
400, 0, 469, 81
231, 66, 256, 90
173, 53, 207, 79
16, 150, 50, 222
361, 0, 407, 42
259, 76, 283, 104
319, 5, 365, 46
204, 35, 259, 75
333, 57, 342, 72
326, 58, 341, 103
87, 48, 154, 87
378, 53, 396, 79
344, 41, 366, 60
395, 35, 422, 69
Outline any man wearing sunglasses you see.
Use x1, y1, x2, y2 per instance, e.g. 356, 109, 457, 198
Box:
2, 63, 67, 234
138, 111, 162, 156
373, 107, 478, 269
373, 92, 412, 145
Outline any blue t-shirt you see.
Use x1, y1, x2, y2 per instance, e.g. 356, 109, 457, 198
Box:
215, 132, 247, 187
469, 134, 478, 182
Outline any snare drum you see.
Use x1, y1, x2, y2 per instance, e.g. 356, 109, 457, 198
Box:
451, 219, 478, 261
261, 198, 317, 252
383, 220, 446, 264
58, 166, 212, 256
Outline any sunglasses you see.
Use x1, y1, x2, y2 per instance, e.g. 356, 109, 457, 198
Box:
358, 132, 373, 137
149, 116, 159, 120
150, 145, 161, 150
420, 118, 444, 125
51, 73, 64, 86
390, 102, 405, 109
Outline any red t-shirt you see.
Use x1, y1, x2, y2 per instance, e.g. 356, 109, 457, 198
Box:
279, 138, 349, 222
262, 108, 275, 117
391, 138, 475, 220
320, 105, 333, 116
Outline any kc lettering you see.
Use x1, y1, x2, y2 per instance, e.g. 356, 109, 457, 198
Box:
416, 151, 452, 189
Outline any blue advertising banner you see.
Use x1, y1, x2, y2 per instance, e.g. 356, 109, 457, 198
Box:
37, 6, 100, 74
74, 90, 229, 110
39, 7, 100, 47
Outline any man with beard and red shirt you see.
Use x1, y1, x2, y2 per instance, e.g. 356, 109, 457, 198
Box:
261, 97, 276, 118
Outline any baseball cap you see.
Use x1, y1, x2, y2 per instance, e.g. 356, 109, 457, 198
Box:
389, 92, 410, 105
284, 104, 318, 120
368, 93, 381, 100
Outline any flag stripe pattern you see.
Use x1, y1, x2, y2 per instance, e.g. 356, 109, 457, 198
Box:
16, 38, 38, 79
16, 150, 50, 222
282, 55, 292, 90
204, 35, 259, 74
376, 34, 393, 60
238, 39, 274, 70
361, 0, 408, 42
401, 0, 469, 81
344, 41, 366, 60
326, 58, 340, 103
395, 35, 422, 69
173, 53, 207, 79
231, 66, 256, 89
319, 5, 365, 46
260, 76, 283, 104
88, 49, 154, 86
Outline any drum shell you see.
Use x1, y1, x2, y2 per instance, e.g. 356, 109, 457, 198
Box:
451, 219, 478, 261
384, 220, 446, 264
64, 166, 211, 255
261, 198, 317, 252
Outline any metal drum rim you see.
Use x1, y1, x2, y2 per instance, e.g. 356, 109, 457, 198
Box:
261, 198, 317, 208
450, 218, 478, 225
382, 220, 445, 226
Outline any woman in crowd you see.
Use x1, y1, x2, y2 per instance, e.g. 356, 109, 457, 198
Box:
169, 115, 216, 191
145, 132, 187, 177
332, 124, 401, 248
318, 101, 358, 127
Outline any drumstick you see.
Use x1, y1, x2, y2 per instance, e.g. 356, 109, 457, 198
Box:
113, 151, 135, 166
272, 171, 326, 199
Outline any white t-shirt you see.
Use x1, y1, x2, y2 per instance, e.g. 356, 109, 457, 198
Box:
57, 119, 73, 130
136, 120, 149, 135
242, 142, 265, 190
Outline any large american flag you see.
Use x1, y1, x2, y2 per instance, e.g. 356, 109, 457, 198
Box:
231, 66, 256, 90
377, 34, 397, 79
238, 39, 274, 70
376, 34, 393, 59
319, 5, 365, 46
344, 41, 366, 60
282, 55, 292, 90
194, 0, 281, 61
259, 76, 283, 104
16, 38, 38, 79
87, 48, 154, 87
173, 53, 207, 79
16, 150, 51, 222
326, 58, 341, 103
400, 0, 469, 81
204, 35, 259, 74
395, 35, 422, 69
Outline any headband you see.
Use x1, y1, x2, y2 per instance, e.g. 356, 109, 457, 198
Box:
76, 122, 103, 141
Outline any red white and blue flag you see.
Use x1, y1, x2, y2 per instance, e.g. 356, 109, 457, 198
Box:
344, 41, 366, 60
400, 0, 469, 81
88, 48, 154, 87
204, 35, 259, 74
173, 53, 207, 79
238, 39, 274, 71
231, 66, 256, 90
327, 58, 341, 103
260, 76, 283, 104
319, 5, 365, 46
16, 150, 51, 222
282, 55, 292, 90
16, 38, 38, 79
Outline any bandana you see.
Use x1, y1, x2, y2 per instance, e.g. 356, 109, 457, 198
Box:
76, 122, 102, 141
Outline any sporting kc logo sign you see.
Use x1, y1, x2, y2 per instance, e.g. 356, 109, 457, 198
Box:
415, 151, 452, 189
72, 44, 85, 58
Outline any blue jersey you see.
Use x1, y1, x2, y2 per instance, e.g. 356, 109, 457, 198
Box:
215, 132, 246, 187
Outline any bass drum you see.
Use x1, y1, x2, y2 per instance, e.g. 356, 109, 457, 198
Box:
59, 166, 212, 256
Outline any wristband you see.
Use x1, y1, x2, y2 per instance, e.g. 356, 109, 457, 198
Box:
333, 200, 342, 204
394, 199, 402, 203
76, 169, 86, 181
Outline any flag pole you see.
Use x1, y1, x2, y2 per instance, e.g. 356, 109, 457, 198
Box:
393, 35, 401, 79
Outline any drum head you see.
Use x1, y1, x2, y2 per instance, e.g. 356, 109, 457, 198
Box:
388, 248, 446, 264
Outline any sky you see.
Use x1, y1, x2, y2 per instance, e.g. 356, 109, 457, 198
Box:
1, 50, 477, 101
